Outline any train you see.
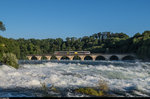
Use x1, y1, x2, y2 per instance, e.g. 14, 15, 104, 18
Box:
54, 51, 90, 55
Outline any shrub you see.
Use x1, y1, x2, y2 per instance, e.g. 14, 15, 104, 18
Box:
75, 79, 109, 97
75, 87, 103, 96
40, 82, 59, 97
0, 53, 19, 69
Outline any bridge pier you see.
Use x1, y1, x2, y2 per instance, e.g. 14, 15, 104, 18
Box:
35, 56, 42, 60
103, 55, 111, 60
27, 56, 32, 60
67, 56, 74, 60
55, 56, 63, 61
79, 55, 86, 61
45, 56, 52, 60
90, 55, 98, 61
117, 55, 128, 60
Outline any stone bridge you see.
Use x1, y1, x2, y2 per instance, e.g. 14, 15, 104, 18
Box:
26, 53, 136, 61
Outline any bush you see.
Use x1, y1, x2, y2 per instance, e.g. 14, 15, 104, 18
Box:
40, 82, 59, 97
0, 53, 19, 69
75, 87, 103, 96
75, 79, 109, 97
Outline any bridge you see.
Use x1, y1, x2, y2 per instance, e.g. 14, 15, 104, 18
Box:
26, 51, 136, 61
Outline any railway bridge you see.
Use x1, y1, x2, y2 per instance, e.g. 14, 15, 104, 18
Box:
26, 51, 136, 61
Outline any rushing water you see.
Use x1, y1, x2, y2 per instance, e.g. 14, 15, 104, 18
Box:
0, 60, 150, 97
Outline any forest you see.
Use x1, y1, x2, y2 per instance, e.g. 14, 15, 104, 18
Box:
0, 31, 150, 60
0, 21, 150, 61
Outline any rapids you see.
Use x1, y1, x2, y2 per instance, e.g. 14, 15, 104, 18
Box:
0, 60, 150, 97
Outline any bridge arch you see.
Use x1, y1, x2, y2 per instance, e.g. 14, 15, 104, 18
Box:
84, 55, 93, 60
41, 56, 47, 60
95, 55, 105, 60
73, 55, 81, 60
122, 55, 135, 60
61, 56, 70, 60
51, 55, 57, 60
31, 56, 38, 60
110, 55, 119, 60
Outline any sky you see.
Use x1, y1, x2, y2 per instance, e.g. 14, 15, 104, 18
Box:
0, 0, 150, 40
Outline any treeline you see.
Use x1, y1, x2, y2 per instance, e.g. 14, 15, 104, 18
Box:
0, 31, 150, 60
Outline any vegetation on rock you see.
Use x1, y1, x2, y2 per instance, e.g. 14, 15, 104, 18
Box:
40, 82, 59, 97
75, 79, 110, 97
0, 53, 19, 69
75, 87, 104, 96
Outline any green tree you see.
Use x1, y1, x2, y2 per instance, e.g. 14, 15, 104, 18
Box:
0, 53, 19, 69
133, 33, 141, 38
62, 43, 66, 51
0, 21, 6, 31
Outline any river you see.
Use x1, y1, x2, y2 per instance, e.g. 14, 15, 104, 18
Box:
0, 60, 150, 97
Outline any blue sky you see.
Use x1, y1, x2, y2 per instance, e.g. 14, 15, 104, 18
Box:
0, 0, 150, 39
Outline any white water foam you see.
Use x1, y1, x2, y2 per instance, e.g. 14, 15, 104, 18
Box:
0, 61, 150, 97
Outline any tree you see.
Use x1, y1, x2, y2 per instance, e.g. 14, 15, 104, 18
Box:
56, 38, 63, 50
0, 21, 6, 51
0, 53, 19, 69
0, 21, 6, 31
62, 43, 66, 51
133, 33, 141, 38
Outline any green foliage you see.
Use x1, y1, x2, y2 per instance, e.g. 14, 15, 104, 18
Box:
0, 21, 6, 31
40, 82, 59, 97
0, 53, 19, 69
75, 79, 109, 96
75, 87, 104, 96
0, 20, 149, 60
0, 36, 20, 59
133, 33, 141, 38
0, 30, 150, 60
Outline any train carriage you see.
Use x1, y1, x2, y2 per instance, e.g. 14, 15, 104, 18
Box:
54, 51, 90, 55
